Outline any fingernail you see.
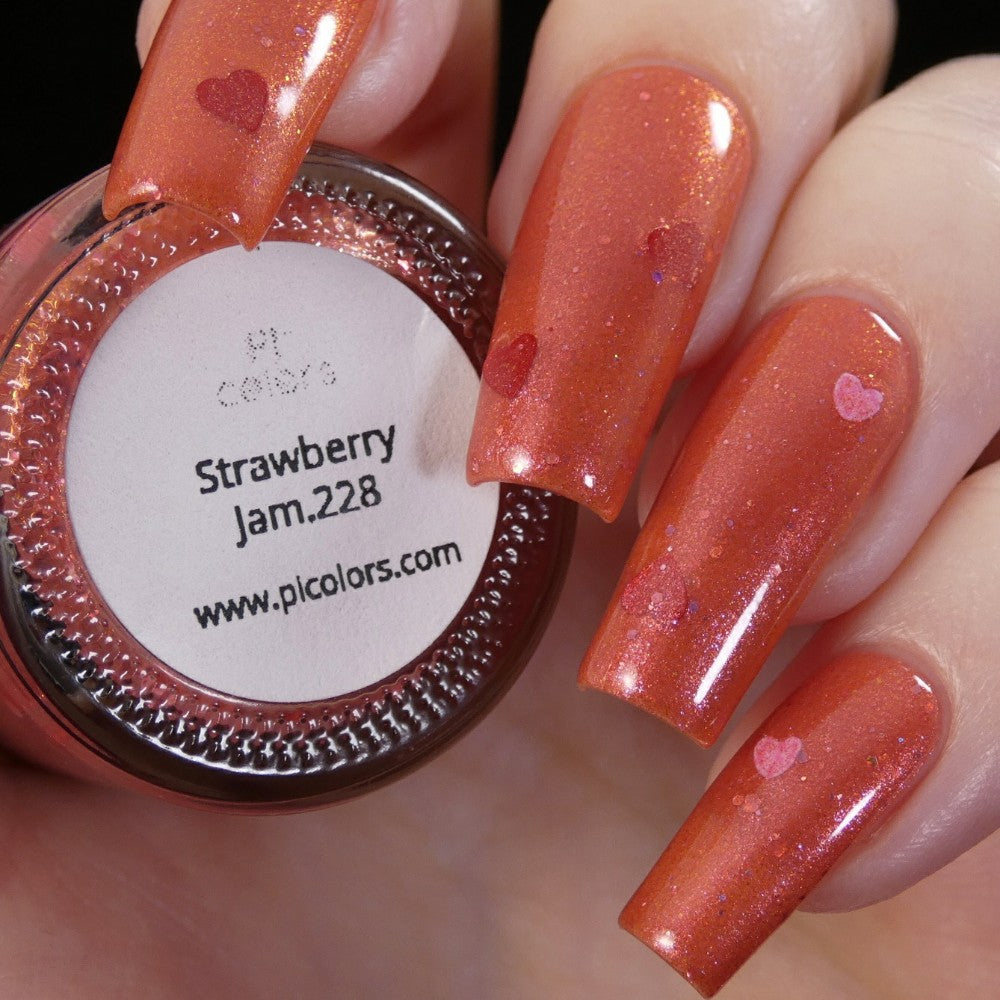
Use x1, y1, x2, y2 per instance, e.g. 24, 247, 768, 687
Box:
467, 66, 752, 522
580, 296, 918, 744
104, 0, 377, 248
620, 651, 943, 997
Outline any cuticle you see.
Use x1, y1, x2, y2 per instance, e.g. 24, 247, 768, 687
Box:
748, 284, 924, 427
755, 282, 919, 367
832, 638, 953, 761
575, 57, 759, 163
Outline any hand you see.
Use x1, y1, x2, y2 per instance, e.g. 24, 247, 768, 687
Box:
4, 2, 1000, 997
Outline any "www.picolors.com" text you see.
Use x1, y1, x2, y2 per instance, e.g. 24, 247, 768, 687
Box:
192, 540, 463, 629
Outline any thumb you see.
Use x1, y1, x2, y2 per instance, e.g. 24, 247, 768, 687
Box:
131, 0, 495, 220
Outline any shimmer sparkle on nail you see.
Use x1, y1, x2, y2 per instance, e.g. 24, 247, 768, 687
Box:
104, 0, 379, 248
620, 650, 943, 997
467, 65, 752, 522
581, 296, 918, 745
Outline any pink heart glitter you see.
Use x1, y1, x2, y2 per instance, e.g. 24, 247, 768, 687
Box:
483, 333, 538, 399
834, 372, 883, 422
196, 69, 268, 134
753, 735, 803, 780
620, 555, 688, 631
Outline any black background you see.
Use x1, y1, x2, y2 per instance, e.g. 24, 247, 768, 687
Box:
2, 1, 1000, 226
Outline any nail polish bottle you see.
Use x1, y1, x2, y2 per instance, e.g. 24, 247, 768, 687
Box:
0, 8, 574, 810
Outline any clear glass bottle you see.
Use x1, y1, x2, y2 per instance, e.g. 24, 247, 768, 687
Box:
0, 147, 574, 810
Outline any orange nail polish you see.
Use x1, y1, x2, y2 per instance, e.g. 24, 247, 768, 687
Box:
104, 0, 377, 248
467, 66, 752, 522
580, 297, 918, 745
620, 651, 942, 997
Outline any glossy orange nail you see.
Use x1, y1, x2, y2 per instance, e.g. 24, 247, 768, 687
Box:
620, 651, 942, 997
104, 0, 377, 248
580, 297, 918, 745
467, 66, 752, 522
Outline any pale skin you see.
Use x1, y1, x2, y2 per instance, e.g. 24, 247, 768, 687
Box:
5, 1, 1000, 995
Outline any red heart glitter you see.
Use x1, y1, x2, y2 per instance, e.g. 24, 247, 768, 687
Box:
196, 69, 269, 134
646, 220, 706, 289
834, 372, 884, 422
620, 555, 688, 631
483, 333, 538, 399
753, 735, 803, 780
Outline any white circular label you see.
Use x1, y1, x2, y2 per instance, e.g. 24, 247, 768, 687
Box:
65, 242, 499, 703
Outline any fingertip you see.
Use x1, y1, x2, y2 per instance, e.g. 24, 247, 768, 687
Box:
314, 0, 463, 149
623, 648, 942, 994
133, 0, 464, 152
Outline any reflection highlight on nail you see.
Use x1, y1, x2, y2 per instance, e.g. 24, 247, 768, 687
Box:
467, 65, 752, 522
104, 0, 378, 248
621, 650, 943, 997
694, 567, 776, 707
580, 297, 918, 745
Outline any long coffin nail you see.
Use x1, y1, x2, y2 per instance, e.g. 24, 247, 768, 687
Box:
580, 296, 917, 745
104, 0, 377, 248
620, 651, 943, 997
467, 66, 752, 522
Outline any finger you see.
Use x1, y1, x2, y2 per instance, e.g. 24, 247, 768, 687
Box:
129, 0, 493, 226
584, 57, 1000, 745
357, 0, 498, 219
620, 459, 1000, 996
467, 0, 895, 522
644, 55, 1000, 620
